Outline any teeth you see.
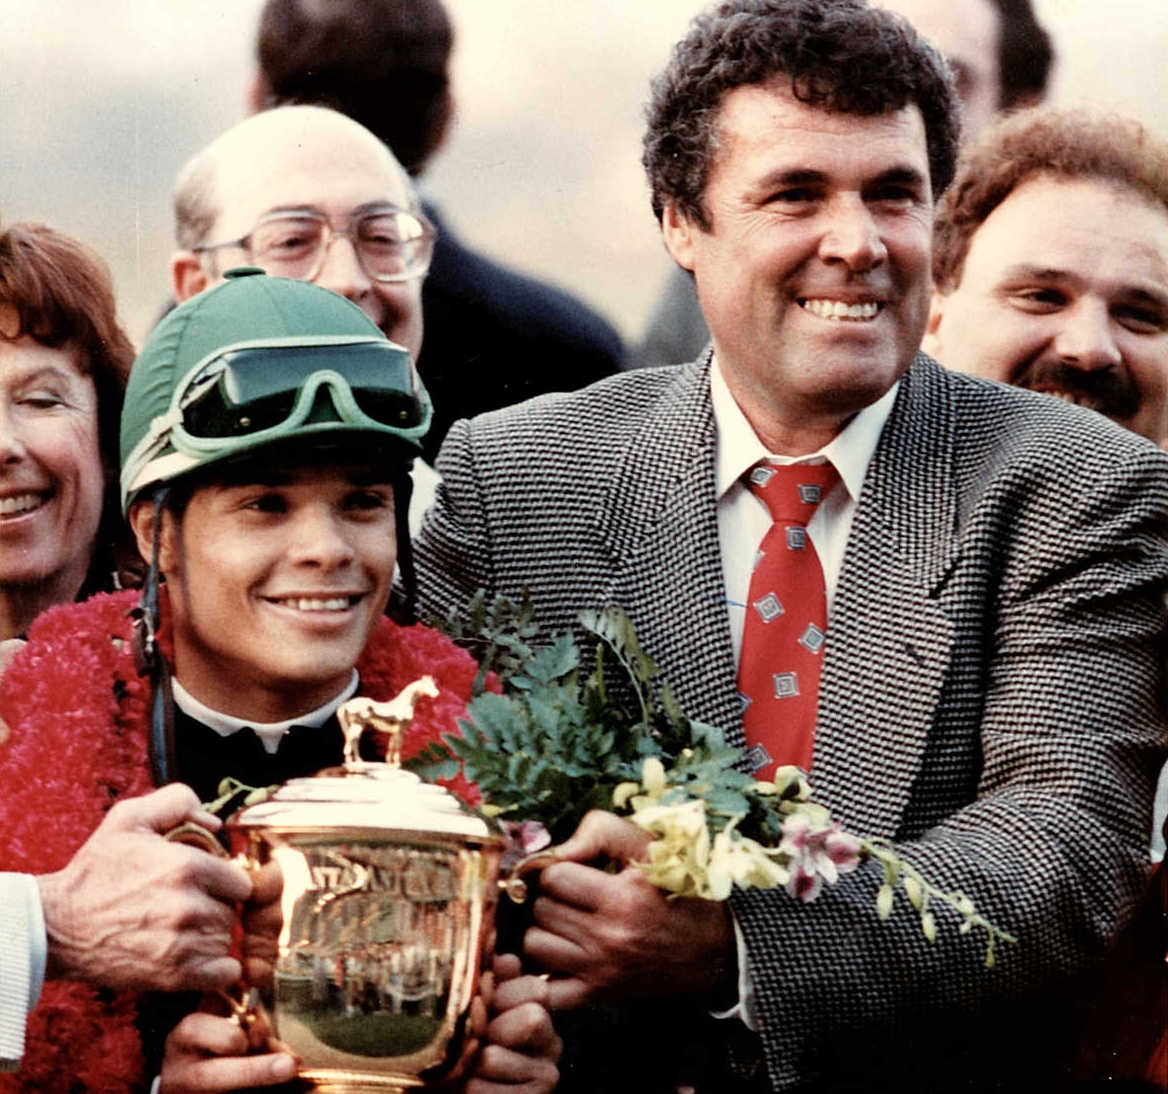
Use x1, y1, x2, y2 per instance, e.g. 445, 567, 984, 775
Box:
0, 493, 43, 517
800, 299, 880, 321
277, 597, 351, 612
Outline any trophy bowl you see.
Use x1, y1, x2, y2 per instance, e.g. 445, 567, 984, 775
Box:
227, 763, 503, 1092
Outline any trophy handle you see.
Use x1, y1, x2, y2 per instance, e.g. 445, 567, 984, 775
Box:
164, 823, 262, 1033
165, 820, 230, 857
499, 850, 561, 904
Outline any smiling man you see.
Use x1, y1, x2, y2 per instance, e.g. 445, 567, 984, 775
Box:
927, 108, 1168, 447
413, 1, 1168, 1091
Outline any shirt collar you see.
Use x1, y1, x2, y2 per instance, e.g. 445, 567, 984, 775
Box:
711, 355, 899, 503
171, 670, 360, 746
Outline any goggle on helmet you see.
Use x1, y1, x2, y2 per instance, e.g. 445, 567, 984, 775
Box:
120, 334, 432, 512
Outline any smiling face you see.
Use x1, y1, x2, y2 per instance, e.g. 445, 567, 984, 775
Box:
0, 337, 104, 631
663, 81, 934, 454
134, 462, 397, 723
927, 176, 1168, 444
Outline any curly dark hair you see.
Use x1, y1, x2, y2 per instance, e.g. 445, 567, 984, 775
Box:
933, 108, 1168, 291
643, 0, 961, 228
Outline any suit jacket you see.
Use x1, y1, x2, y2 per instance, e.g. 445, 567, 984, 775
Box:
414, 353, 1168, 1092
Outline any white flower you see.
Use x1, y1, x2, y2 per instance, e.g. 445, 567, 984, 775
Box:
707, 825, 790, 900
630, 798, 711, 898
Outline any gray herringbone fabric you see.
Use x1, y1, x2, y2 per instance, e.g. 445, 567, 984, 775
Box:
415, 352, 1168, 1092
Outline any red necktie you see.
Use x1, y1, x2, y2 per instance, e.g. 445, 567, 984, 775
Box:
737, 461, 839, 779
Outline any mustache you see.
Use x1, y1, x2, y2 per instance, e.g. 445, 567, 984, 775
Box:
1017, 358, 1139, 421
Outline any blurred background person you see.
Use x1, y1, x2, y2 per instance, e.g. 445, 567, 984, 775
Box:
250, 0, 625, 463
168, 104, 447, 535
632, 0, 1054, 369
927, 108, 1168, 448
0, 221, 135, 642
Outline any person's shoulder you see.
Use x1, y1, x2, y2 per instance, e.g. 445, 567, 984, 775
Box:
423, 207, 623, 361
451, 362, 703, 455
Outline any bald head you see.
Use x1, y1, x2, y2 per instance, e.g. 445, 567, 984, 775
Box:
171, 105, 425, 358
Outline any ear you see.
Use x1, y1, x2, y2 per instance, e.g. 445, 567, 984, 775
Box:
244, 69, 268, 116
172, 251, 210, 303
129, 500, 179, 575
661, 202, 701, 273
921, 289, 946, 357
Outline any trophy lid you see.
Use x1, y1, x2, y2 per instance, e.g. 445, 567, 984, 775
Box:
228, 678, 501, 844
229, 763, 501, 844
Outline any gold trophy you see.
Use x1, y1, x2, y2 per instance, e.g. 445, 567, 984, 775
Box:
172, 677, 541, 1091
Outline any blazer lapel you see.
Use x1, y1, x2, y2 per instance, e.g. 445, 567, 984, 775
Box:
597, 356, 746, 743
814, 356, 960, 836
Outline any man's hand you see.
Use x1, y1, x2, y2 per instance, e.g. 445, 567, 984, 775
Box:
159, 1011, 296, 1094
523, 810, 733, 1010
38, 784, 253, 992
466, 953, 562, 1094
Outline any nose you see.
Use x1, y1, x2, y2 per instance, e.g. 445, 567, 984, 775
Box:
817, 195, 887, 271
1053, 299, 1122, 372
0, 402, 28, 464
288, 504, 357, 572
312, 232, 374, 304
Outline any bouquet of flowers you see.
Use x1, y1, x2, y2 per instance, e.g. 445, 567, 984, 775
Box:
413, 593, 1014, 967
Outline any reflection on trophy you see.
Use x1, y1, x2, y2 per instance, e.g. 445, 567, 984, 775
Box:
220, 677, 508, 1092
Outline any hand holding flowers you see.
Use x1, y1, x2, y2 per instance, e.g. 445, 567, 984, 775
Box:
416, 594, 1014, 966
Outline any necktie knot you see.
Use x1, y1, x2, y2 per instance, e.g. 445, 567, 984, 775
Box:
746, 461, 840, 525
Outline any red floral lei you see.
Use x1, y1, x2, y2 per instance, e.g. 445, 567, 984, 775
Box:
0, 589, 485, 1093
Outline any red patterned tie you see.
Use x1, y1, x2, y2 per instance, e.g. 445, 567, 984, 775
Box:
737, 461, 840, 779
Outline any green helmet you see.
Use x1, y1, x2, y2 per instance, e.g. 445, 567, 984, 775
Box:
119, 268, 431, 512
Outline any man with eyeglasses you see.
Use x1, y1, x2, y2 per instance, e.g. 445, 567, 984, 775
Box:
171, 105, 428, 366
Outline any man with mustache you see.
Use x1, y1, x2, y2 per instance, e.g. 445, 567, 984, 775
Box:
926, 108, 1168, 449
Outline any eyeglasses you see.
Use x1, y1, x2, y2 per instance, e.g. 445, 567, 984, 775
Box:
193, 205, 436, 284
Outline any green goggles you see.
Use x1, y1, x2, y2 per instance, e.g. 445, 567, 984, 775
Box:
121, 336, 432, 509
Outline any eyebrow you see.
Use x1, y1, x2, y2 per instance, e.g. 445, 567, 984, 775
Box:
260, 201, 413, 220
996, 264, 1071, 284
996, 263, 1168, 303
754, 165, 928, 190
8, 364, 84, 387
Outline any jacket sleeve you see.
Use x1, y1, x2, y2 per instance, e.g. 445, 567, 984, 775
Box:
413, 417, 499, 625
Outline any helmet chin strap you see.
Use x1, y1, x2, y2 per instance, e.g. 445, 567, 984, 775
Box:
130, 486, 177, 786
388, 466, 417, 626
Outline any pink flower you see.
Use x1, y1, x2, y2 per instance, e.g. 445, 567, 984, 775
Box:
501, 819, 553, 870
779, 814, 862, 903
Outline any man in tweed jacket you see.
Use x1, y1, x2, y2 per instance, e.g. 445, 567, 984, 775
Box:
414, 1, 1168, 1090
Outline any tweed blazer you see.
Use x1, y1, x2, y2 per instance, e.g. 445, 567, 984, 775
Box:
414, 353, 1168, 1091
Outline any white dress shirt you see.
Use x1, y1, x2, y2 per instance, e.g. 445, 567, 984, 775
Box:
712, 359, 899, 662
709, 358, 898, 1030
